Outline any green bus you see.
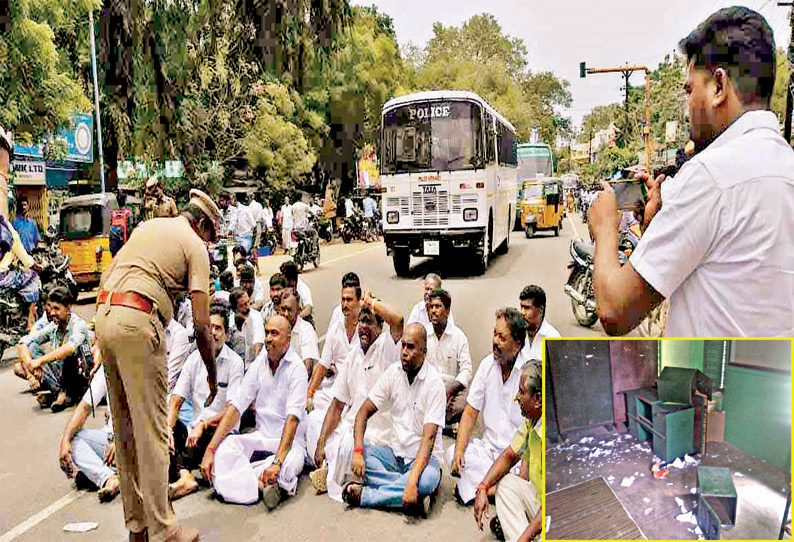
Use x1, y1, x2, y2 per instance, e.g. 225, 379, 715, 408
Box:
515, 142, 554, 228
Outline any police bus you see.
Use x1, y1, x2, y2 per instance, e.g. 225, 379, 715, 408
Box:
379, 91, 518, 276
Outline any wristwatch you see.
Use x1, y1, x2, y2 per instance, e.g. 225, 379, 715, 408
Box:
273, 457, 283, 467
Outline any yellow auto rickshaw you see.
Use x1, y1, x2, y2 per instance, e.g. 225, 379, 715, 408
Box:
58, 193, 119, 288
521, 178, 564, 238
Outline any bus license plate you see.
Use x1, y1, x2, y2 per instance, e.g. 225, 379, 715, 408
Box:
423, 240, 440, 256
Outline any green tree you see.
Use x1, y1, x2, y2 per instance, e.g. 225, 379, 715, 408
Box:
771, 47, 790, 127
0, 0, 96, 142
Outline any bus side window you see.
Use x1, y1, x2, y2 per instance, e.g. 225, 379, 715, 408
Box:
485, 113, 496, 164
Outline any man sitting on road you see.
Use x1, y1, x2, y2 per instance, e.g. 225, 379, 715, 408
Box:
229, 287, 265, 371
306, 273, 362, 415
238, 264, 266, 311
424, 289, 473, 430
343, 323, 445, 515
447, 308, 528, 505
167, 307, 244, 500
58, 364, 120, 502
518, 285, 560, 362
213, 270, 235, 308
200, 315, 308, 510
407, 273, 455, 329
474, 362, 543, 542
307, 293, 403, 499
280, 260, 313, 323
16, 286, 91, 411
277, 289, 319, 375
260, 273, 287, 323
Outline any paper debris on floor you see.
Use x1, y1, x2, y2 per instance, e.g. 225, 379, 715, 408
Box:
676, 511, 697, 524
735, 472, 745, 477
690, 487, 698, 494
643, 497, 650, 503
621, 476, 635, 487
644, 507, 653, 515
63, 523, 99, 533
671, 457, 686, 469
545, 516, 551, 531
579, 437, 594, 444
674, 497, 684, 507
684, 454, 697, 465
607, 475, 615, 484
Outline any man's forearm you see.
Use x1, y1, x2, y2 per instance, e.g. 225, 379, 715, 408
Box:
407, 427, 436, 486
518, 509, 543, 542
307, 364, 328, 397
454, 405, 478, 455
167, 395, 183, 430
317, 399, 344, 450
206, 405, 241, 453
62, 402, 90, 445
274, 416, 299, 462
36, 344, 76, 366
195, 325, 216, 387
373, 300, 403, 339
479, 447, 518, 492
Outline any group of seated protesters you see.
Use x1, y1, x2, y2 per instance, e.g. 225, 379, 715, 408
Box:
17, 262, 553, 542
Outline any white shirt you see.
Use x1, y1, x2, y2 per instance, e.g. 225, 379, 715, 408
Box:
281, 204, 293, 229
222, 205, 238, 237
320, 312, 360, 370
292, 201, 311, 231
425, 322, 473, 388
231, 310, 265, 369
345, 198, 354, 218
331, 330, 397, 445
214, 290, 231, 306
263, 206, 274, 229
296, 278, 313, 308
290, 316, 320, 363
231, 349, 308, 442
247, 200, 264, 224
326, 304, 344, 340
521, 319, 560, 363
81, 365, 112, 431
166, 319, 193, 392
407, 300, 455, 330
630, 110, 794, 337
261, 300, 277, 323
173, 344, 244, 430
368, 362, 446, 461
234, 203, 256, 237
467, 352, 527, 452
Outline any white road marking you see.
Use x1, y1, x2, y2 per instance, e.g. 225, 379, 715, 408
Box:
0, 490, 81, 542
321, 244, 381, 266
567, 216, 580, 239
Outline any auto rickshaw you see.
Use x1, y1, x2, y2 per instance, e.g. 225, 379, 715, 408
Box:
520, 178, 564, 238
58, 193, 119, 288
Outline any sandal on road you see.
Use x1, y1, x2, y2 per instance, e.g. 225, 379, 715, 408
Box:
341, 481, 362, 508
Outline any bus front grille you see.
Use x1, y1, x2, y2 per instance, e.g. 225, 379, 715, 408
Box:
412, 190, 449, 226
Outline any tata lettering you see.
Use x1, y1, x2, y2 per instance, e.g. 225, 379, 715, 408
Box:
408, 105, 451, 121
422, 185, 438, 195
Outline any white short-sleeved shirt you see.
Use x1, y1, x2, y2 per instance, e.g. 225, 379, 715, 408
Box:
234, 203, 256, 237
368, 362, 446, 461
320, 309, 360, 370
289, 316, 320, 364
296, 278, 313, 308
231, 349, 308, 442
630, 111, 794, 337
467, 353, 527, 452
425, 322, 473, 388
173, 345, 244, 430
231, 310, 265, 369
248, 200, 264, 223
166, 319, 194, 392
345, 199, 354, 218
82, 365, 112, 431
521, 319, 560, 363
406, 300, 455, 330
292, 201, 311, 231
326, 304, 344, 339
331, 330, 398, 445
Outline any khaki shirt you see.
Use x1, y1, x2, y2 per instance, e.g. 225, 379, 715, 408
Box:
144, 195, 178, 220
100, 216, 210, 322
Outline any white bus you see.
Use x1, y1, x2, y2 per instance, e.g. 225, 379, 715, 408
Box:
379, 90, 518, 276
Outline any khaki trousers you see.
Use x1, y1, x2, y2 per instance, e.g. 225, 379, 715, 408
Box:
0, 174, 8, 220
95, 304, 176, 541
495, 474, 541, 542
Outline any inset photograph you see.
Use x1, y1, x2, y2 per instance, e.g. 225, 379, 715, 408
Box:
544, 339, 791, 540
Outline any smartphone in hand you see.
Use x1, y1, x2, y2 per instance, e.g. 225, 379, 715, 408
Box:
611, 181, 646, 211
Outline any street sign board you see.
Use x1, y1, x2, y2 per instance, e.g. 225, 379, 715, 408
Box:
57, 113, 93, 163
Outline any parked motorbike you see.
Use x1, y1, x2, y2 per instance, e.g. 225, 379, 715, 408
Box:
0, 289, 29, 355
315, 215, 334, 243
564, 230, 639, 328
291, 223, 320, 272
341, 210, 376, 243
31, 226, 78, 300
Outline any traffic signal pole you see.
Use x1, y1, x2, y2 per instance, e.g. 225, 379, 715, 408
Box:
580, 63, 652, 171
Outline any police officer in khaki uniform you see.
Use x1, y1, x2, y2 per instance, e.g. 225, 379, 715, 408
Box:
143, 176, 179, 221
95, 189, 221, 542
0, 125, 13, 220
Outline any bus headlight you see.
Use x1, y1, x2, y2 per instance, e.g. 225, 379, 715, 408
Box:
463, 208, 478, 222
386, 211, 399, 224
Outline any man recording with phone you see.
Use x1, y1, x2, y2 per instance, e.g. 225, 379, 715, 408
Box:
588, 6, 794, 338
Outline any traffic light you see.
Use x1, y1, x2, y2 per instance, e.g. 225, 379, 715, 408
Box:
580, 62, 587, 78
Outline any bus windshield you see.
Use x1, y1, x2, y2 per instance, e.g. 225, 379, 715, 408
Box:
517, 145, 553, 181
523, 184, 543, 201
382, 101, 483, 174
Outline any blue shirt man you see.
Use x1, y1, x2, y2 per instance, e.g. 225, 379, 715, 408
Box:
12, 198, 40, 253
363, 196, 377, 218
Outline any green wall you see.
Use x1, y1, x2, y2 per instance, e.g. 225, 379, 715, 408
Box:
722, 365, 791, 473
660, 340, 704, 372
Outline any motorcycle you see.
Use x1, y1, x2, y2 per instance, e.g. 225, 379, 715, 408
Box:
210, 236, 234, 279
31, 226, 78, 300
341, 210, 376, 244
564, 230, 638, 328
0, 289, 30, 356
315, 215, 334, 243
291, 222, 320, 272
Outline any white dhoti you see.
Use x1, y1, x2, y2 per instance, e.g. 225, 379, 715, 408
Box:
445, 438, 520, 504
305, 410, 355, 503
495, 474, 540, 542
305, 408, 326, 463
213, 431, 305, 504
